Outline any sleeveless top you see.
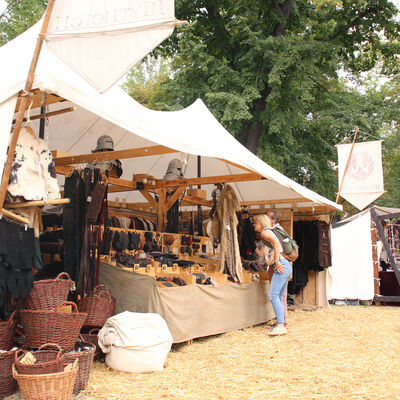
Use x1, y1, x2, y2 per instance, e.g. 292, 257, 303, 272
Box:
261, 228, 284, 261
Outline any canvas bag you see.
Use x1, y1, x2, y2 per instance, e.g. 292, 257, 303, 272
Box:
98, 311, 173, 373
263, 226, 299, 262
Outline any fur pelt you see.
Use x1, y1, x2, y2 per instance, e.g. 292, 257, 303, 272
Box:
215, 184, 243, 282
8, 127, 60, 201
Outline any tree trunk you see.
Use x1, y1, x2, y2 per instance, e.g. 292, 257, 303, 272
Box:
245, 121, 263, 154
244, 0, 294, 153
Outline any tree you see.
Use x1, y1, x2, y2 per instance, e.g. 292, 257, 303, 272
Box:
122, 57, 176, 111
0, 0, 47, 46
141, 0, 400, 200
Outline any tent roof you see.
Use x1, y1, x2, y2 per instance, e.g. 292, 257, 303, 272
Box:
0, 21, 341, 212
372, 206, 400, 220
332, 205, 400, 228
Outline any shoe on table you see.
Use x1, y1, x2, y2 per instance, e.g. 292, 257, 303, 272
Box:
268, 324, 287, 336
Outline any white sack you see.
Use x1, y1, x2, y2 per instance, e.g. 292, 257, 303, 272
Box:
98, 311, 172, 373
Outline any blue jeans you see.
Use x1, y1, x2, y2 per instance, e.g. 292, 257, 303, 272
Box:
268, 258, 292, 324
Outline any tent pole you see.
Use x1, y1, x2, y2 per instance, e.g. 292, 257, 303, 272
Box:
329, 126, 359, 226
197, 155, 203, 235
0, 0, 56, 211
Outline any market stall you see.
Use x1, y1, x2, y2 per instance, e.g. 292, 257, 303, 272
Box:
0, 19, 342, 345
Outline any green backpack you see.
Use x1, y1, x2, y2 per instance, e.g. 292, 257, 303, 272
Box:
262, 226, 299, 262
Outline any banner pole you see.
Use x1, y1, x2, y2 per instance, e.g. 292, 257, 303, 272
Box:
0, 0, 56, 212
330, 126, 359, 226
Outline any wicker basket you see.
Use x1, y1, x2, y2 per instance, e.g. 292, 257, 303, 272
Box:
64, 341, 95, 395
92, 284, 116, 303
21, 272, 75, 310
0, 348, 18, 398
13, 358, 78, 400
20, 302, 87, 350
80, 328, 104, 361
0, 311, 16, 351
15, 343, 65, 375
78, 290, 115, 328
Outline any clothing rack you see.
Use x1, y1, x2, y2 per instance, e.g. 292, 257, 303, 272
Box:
293, 215, 325, 222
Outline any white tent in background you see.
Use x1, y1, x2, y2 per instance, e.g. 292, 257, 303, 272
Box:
328, 205, 400, 302
0, 21, 342, 212
328, 209, 375, 301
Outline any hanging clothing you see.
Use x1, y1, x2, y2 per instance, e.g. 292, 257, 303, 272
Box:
0, 219, 35, 299
215, 185, 243, 282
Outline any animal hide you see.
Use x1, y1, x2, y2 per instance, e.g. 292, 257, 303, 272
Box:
7, 127, 60, 201
215, 184, 243, 282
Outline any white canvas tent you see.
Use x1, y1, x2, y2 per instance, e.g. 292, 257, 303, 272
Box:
328, 205, 400, 302
0, 21, 342, 213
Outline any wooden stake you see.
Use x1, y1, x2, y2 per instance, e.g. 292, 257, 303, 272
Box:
0, 0, 56, 211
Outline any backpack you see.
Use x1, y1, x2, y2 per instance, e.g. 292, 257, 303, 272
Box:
262, 226, 299, 262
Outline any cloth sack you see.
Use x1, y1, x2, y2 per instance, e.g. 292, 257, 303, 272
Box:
98, 311, 173, 373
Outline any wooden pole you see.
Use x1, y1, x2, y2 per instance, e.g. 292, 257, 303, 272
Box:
329, 126, 359, 226
0, 0, 56, 211
12, 106, 76, 124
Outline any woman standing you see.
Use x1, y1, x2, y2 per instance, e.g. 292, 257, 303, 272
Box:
253, 214, 292, 336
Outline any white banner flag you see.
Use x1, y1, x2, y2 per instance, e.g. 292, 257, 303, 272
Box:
336, 140, 385, 210
45, 0, 176, 93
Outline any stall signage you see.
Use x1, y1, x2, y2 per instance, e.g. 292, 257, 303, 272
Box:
45, 0, 176, 93
336, 140, 385, 210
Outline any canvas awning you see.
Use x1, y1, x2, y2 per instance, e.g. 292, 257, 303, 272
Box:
0, 21, 342, 212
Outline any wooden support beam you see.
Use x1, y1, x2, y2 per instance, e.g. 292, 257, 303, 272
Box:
140, 190, 158, 209
16, 89, 65, 111
148, 173, 263, 189
107, 176, 136, 189
54, 145, 177, 166
165, 187, 186, 211
4, 198, 70, 209
13, 107, 75, 124
182, 196, 212, 208
108, 201, 154, 210
1, 208, 30, 225
157, 188, 166, 232
240, 198, 309, 207
107, 186, 132, 193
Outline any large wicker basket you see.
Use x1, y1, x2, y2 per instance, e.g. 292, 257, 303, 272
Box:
20, 302, 87, 350
78, 289, 115, 328
21, 272, 75, 310
13, 358, 78, 400
0, 310, 16, 350
14, 343, 65, 375
64, 340, 95, 395
80, 328, 104, 361
0, 348, 18, 398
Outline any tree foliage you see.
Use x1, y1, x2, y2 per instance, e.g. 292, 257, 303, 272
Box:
143, 0, 400, 202
0, 0, 47, 46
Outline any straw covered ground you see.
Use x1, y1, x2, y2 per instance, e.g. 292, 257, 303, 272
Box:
6, 305, 400, 400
